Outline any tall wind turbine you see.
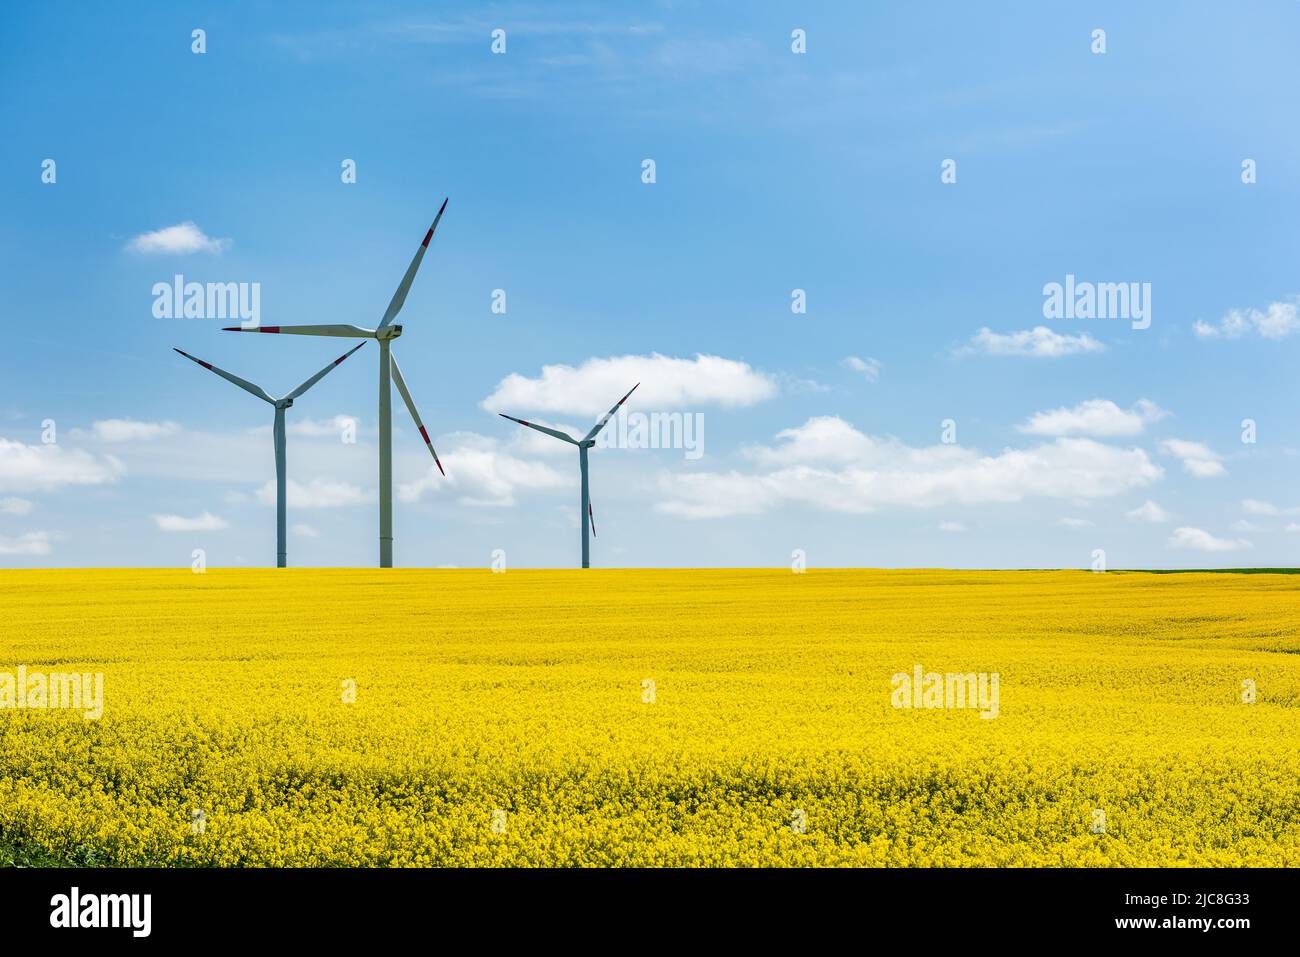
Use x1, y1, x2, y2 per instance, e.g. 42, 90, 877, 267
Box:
498, 383, 639, 568
173, 343, 365, 567
221, 200, 448, 567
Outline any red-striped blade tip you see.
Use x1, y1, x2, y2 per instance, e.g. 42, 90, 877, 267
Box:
222, 326, 279, 333
422, 198, 449, 246
335, 343, 364, 364
434, 456, 445, 477
174, 348, 209, 368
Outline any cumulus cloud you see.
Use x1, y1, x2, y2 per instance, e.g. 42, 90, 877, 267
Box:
400, 432, 569, 507
0, 437, 124, 493
284, 416, 359, 438
88, 419, 180, 442
657, 416, 1162, 519
0, 531, 51, 556
257, 478, 371, 508
125, 221, 231, 255
1159, 439, 1225, 478
1167, 526, 1251, 552
960, 326, 1105, 358
1057, 517, 1094, 528
0, 497, 33, 516
1241, 498, 1300, 516
1018, 399, 1167, 437
481, 354, 777, 415
741, 416, 879, 468
842, 356, 881, 382
245, 417, 360, 439
1194, 299, 1300, 340
153, 511, 228, 532
1126, 500, 1171, 523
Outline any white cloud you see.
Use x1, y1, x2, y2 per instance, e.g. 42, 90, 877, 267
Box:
0, 437, 124, 493
285, 416, 358, 438
938, 521, 966, 532
0, 531, 51, 556
89, 419, 180, 442
257, 478, 371, 508
1183, 460, 1226, 479
1194, 299, 1300, 340
481, 353, 777, 415
961, 326, 1105, 358
1167, 526, 1251, 552
742, 416, 879, 468
657, 416, 1163, 519
842, 356, 881, 383
125, 221, 231, 255
1241, 498, 1300, 516
1159, 439, 1225, 478
1126, 500, 1171, 523
1018, 399, 1167, 437
59, 425, 267, 484
1232, 519, 1262, 532
290, 523, 320, 538
1057, 517, 1094, 528
0, 497, 33, 516
1286, 523, 1300, 533
153, 511, 228, 532
400, 432, 569, 507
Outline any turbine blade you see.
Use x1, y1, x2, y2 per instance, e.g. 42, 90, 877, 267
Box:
378, 198, 448, 330
588, 503, 596, 538
583, 382, 640, 442
497, 413, 578, 445
221, 324, 377, 338
390, 355, 445, 475
173, 348, 274, 404
283, 342, 366, 402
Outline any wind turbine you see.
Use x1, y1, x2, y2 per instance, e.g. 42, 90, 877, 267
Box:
221, 200, 449, 567
173, 342, 365, 567
498, 383, 639, 568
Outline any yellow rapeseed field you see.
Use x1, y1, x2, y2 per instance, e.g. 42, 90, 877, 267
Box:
1, 568, 1298, 866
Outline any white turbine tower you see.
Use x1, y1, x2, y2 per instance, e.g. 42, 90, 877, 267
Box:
499, 383, 639, 568
173, 342, 365, 567
222, 200, 448, 567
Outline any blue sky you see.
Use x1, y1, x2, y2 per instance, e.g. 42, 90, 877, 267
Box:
2, 1, 1299, 568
